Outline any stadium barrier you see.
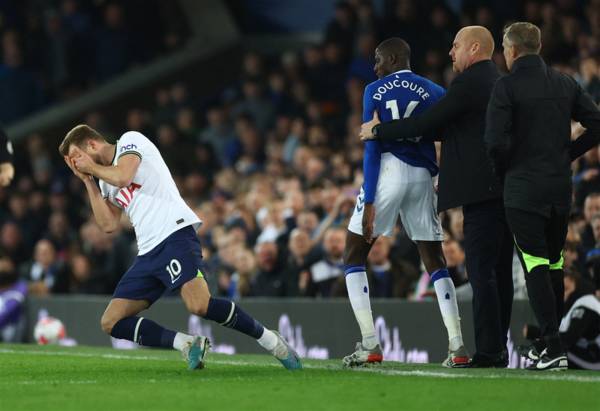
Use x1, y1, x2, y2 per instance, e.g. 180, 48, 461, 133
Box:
26, 296, 536, 368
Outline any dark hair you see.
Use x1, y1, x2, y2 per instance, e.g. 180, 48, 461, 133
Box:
377, 37, 411, 67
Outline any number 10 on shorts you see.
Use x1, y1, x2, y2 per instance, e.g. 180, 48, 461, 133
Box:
166, 259, 182, 283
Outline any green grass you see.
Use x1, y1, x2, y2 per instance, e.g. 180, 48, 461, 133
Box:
0, 344, 598, 411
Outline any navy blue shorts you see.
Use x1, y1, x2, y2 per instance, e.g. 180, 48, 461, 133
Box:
113, 226, 205, 305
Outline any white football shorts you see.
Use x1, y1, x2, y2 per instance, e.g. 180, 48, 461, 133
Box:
348, 153, 443, 241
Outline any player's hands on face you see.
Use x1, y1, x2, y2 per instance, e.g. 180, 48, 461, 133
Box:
70, 146, 96, 175
64, 155, 92, 182
0, 162, 14, 186
359, 111, 381, 141
362, 203, 375, 244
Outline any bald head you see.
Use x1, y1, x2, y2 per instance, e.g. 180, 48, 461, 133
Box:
459, 26, 495, 57
449, 26, 495, 73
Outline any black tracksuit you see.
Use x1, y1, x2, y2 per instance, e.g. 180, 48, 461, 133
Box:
485, 54, 600, 355
373, 60, 514, 361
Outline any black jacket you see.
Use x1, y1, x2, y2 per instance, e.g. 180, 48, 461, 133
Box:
485, 55, 600, 216
373, 60, 502, 212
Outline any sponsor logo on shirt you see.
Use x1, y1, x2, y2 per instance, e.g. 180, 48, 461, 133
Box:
115, 182, 142, 208
120, 144, 138, 152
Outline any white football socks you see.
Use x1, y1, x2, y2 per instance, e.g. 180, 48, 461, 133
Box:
173, 332, 195, 352
346, 269, 378, 350
432, 270, 463, 351
257, 328, 278, 351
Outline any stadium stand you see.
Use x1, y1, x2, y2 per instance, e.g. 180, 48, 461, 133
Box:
1, 0, 600, 303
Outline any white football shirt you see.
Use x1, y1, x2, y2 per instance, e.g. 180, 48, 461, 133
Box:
99, 131, 201, 255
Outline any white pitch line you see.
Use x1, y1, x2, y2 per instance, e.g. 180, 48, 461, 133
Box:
12, 380, 98, 385
1, 348, 599, 384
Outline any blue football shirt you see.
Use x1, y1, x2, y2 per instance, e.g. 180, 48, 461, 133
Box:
362, 70, 445, 203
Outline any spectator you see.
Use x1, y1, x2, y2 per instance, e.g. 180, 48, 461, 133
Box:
232, 80, 275, 132
44, 211, 76, 260
0, 31, 43, 123
580, 192, 600, 251
1, 222, 29, 266
348, 32, 378, 84
324, 1, 355, 60
307, 227, 346, 297
251, 241, 285, 297
199, 106, 235, 166
0, 256, 27, 342
574, 147, 600, 208
443, 239, 471, 300
579, 56, 600, 104
55, 253, 107, 294
94, 3, 132, 81
20, 239, 66, 296
583, 214, 600, 293
367, 237, 402, 298
283, 228, 320, 297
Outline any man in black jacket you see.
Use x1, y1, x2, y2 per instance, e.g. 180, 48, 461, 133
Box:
485, 22, 600, 371
360, 26, 513, 367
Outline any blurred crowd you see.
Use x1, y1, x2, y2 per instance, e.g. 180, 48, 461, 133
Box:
1, 0, 600, 303
0, 0, 189, 124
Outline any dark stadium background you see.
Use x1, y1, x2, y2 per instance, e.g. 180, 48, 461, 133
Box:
0, 0, 599, 331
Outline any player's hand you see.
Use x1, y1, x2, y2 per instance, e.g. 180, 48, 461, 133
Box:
71, 146, 96, 175
64, 155, 92, 182
359, 111, 381, 141
362, 203, 375, 244
0, 162, 14, 186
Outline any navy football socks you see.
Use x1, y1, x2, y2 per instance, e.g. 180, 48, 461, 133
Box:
109, 299, 266, 348
204, 297, 264, 339
111, 317, 176, 348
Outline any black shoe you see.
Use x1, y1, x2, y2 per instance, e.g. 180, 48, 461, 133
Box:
467, 351, 508, 368
517, 344, 541, 361
526, 349, 568, 371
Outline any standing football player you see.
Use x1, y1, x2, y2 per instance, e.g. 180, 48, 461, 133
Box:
343, 38, 469, 367
60, 125, 301, 370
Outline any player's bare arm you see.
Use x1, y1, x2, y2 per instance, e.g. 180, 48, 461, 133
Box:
72, 145, 140, 188
64, 155, 122, 233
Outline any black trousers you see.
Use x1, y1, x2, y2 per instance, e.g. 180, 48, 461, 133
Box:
463, 199, 514, 357
505, 206, 568, 355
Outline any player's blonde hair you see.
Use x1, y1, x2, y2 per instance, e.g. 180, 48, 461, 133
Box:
59, 124, 106, 156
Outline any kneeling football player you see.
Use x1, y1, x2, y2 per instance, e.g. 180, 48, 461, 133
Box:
60, 125, 301, 370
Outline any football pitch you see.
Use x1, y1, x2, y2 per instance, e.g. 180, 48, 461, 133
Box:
1, 344, 598, 411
